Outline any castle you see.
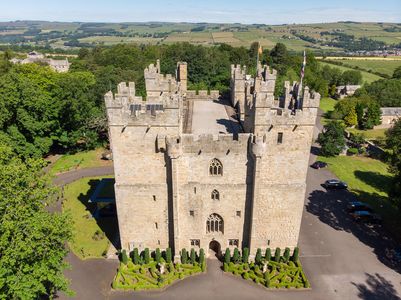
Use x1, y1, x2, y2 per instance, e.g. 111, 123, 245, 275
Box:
105, 59, 320, 259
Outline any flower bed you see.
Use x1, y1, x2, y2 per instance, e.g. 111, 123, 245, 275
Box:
112, 248, 206, 291
223, 247, 310, 289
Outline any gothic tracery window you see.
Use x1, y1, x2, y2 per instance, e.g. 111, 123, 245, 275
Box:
211, 189, 220, 201
206, 213, 224, 233
209, 158, 223, 176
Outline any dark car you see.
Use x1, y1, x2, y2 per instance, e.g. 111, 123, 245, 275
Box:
311, 161, 328, 169
350, 211, 382, 224
347, 201, 373, 213
323, 179, 348, 190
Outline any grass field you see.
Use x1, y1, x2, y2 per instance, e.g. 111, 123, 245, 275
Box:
318, 61, 383, 84
317, 155, 400, 232
331, 59, 401, 77
63, 176, 117, 259
50, 148, 112, 175
347, 128, 388, 140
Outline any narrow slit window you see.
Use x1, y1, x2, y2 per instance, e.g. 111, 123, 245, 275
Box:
277, 132, 283, 144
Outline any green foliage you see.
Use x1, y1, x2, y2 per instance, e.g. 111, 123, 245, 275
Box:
166, 248, 172, 263
199, 248, 205, 264
255, 248, 262, 265
242, 248, 249, 264
361, 78, 401, 107
264, 272, 270, 287
0, 145, 73, 299
144, 248, 150, 264
317, 121, 346, 156
361, 102, 382, 129
132, 248, 140, 265
224, 248, 231, 264
292, 247, 299, 262
393, 66, 401, 79
233, 248, 240, 263
181, 248, 188, 264
386, 119, 401, 210
265, 248, 271, 261
347, 148, 359, 155
121, 250, 128, 265
274, 248, 281, 262
344, 107, 358, 127
190, 248, 196, 264
283, 248, 290, 263
155, 248, 161, 264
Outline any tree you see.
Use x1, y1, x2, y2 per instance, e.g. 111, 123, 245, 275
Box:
181, 248, 188, 264
224, 248, 231, 264
132, 248, 140, 264
242, 247, 249, 264
386, 119, 401, 210
283, 248, 290, 263
166, 248, 172, 263
341, 70, 362, 85
274, 248, 281, 262
292, 247, 299, 262
199, 248, 205, 264
269, 43, 289, 74
155, 248, 161, 264
190, 248, 196, 264
144, 248, 150, 264
344, 106, 358, 127
255, 248, 262, 265
317, 121, 346, 156
361, 102, 381, 129
233, 248, 240, 263
393, 66, 401, 79
265, 248, 271, 261
0, 145, 72, 299
121, 250, 128, 265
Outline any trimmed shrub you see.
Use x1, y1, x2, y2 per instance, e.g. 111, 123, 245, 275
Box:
242, 248, 249, 264
264, 272, 270, 287
201, 260, 206, 272
233, 248, 240, 263
190, 248, 196, 264
292, 247, 299, 262
181, 248, 188, 264
224, 248, 231, 264
155, 248, 161, 264
283, 247, 290, 263
265, 248, 271, 261
132, 248, 139, 265
199, 248, 205, 264
255, 248, 262, 265
144, 248, 150, 264
243, 272, 249, 280
121, 249, 128, 265
274, 248, 281, 262
166, 248, 172, 263
347, 147, 359, 155
223, 262, 228, 272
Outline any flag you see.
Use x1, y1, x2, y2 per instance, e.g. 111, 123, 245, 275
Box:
300, 50, 306, 79
258, 44, 263, 55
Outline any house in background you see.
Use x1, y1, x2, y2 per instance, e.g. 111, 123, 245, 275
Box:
335, 85, 361, 99
375, 107, 401, 128
10, 51, 71, 73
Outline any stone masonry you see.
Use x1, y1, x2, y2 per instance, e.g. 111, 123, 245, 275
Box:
105, 59, 320, 259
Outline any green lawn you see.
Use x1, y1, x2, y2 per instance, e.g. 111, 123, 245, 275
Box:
317, 155, 400, 232
63, 176, 117, 259
338, 59, 401, 77
319, 97, 337, 114
318, 61, 383, 84
50, 148, 112, 175
347, 127, 388, 140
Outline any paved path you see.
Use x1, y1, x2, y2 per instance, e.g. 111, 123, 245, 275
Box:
53, 166, 114, 186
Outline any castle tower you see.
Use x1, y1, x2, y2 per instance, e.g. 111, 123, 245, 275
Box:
176, 62, 187, 92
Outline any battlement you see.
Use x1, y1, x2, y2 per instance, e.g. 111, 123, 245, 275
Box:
186, 90, 220, 99
231, 64, 247, 80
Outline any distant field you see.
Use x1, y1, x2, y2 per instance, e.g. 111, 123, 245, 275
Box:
328, 59, 401, 77
318, 61, 383, 84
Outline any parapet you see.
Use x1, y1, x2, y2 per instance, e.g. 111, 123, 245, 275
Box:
231, 64, 247, 80
251, 134, 267, 158
186, 90, 220, 100
302, 87, 320, 108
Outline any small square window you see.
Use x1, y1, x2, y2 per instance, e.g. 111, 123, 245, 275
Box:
229, 239, 239, 247
277, 132, 283, 144
236, 211, 241, 217
190, 210, 194, 217
190, 239, 200, 247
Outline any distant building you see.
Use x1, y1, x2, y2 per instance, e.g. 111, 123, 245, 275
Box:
375, 107, 401, 128
335, 85, 361, 99
10, 51, 70, 73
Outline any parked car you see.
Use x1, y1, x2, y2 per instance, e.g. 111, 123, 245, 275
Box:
350, 211, 382, 224
311, 161, 328, 169
323, 179, 348, 190
347, 201, 373, 213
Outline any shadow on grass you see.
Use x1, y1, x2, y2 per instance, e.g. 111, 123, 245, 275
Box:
354, 170, 393, 194
352, 273, 401, 300
305, 188, 401, 274
77, 179, 120, 250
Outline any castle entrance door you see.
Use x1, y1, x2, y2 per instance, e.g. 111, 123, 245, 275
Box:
209, 240, 221, 259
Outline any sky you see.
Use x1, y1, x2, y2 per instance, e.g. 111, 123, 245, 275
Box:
0, 0, 400, 24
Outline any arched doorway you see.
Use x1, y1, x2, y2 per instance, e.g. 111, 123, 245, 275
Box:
209, 240, 221, 259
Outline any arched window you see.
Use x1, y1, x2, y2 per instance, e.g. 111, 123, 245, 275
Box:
206, 213, 224, 233
211, 190, 220, 201
209, 158, 223, 176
